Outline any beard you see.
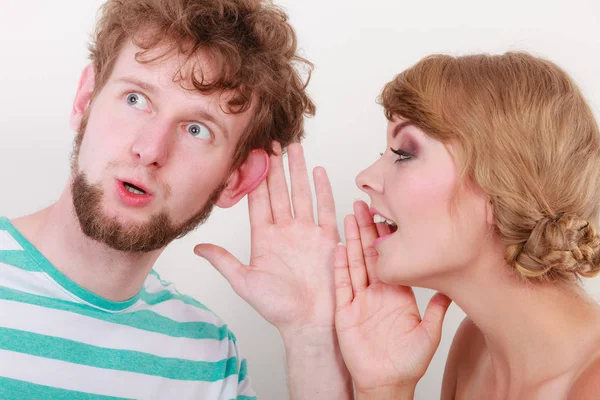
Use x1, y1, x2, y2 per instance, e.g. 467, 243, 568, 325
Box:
70, 115, 227, 253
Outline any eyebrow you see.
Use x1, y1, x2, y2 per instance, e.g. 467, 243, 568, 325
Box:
114, 77, 230, 140
391, 120, 417, 139
115, 77, 158, 95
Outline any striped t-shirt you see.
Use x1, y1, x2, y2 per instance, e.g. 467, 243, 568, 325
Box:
0, 216, 256, 399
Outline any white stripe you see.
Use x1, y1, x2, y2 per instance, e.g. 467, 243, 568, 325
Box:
0, 230, 23, 251
145, 272, 174, 292
142, 273, 225, 326
0, 349, 241, 399
0, 299, 233, 362
234, 350, 256, 398
0, 262, 76, 303
0, 260, 142, 312
237, 377, 256, 398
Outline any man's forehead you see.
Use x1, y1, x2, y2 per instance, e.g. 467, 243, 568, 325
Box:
111, 41, 218, 91
108, 40, 256, 112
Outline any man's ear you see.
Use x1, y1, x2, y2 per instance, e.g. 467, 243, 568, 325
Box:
69, 63, 95, 132
216, 149, 270, 208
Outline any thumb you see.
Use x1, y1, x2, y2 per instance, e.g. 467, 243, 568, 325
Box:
194, 244, 248, 298
420, 292, 452, 344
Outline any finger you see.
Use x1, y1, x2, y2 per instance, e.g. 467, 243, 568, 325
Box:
334, 244, 353, 311
344, 215, 369, 293
421, 292, 452, 344
287, 143, 314, 221
353, 200, 381, 284
267, 142, 293, 223
314, 167, 339, 236
194, 244, 249, 299
248, 173, 273, 228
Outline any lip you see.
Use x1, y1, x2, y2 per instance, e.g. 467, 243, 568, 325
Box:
370, 207, 392, 221
370, 206, 396, 247
118, 178, 153, 196
115, 179, 154, 207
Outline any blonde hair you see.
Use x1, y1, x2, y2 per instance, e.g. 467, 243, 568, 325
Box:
380, 53, 600, 282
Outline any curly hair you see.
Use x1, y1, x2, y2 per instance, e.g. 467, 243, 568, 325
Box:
87, 0, 315, 170
380, 52, 600, 282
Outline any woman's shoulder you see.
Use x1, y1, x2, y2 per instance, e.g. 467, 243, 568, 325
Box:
441, 317, 486, 399
567, 350, 600, 400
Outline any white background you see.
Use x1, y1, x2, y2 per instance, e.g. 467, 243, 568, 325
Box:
1, 0, 599, 398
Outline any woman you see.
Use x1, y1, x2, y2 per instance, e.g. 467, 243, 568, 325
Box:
334, 53, 600, 399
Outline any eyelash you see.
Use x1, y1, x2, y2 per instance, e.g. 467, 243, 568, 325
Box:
380, 148, 413, 163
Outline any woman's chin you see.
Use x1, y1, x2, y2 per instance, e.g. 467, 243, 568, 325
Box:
376, 259, 443, 287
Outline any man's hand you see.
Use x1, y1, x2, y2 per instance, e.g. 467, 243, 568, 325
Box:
194, 141, 338, 334
194, 142, 351, 399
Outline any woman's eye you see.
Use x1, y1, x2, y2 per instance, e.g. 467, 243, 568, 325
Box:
186, 122, 212, 140
126, 93, 149, 111
391, 147, 413, 163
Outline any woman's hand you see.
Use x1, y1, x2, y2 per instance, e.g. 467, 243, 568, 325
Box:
334, 200, 452, 396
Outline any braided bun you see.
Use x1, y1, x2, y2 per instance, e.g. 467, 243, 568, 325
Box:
506, 213, 600, 281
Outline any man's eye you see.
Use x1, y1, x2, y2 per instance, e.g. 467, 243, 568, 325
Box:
126, 93, 149, 110
186, 123, 211, 140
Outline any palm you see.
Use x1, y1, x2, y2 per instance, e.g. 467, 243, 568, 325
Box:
334, 201, 452, 391
195, 143, 339, 333
337, 282, 438, 387
243, 221, 338, 328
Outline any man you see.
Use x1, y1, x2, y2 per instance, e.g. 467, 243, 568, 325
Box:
0, 0, 351, 398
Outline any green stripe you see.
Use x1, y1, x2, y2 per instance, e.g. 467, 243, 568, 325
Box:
0, 286, 230, 340
238, 359, 249, 382
0, 218, 139, 311
0, 327, 239, 382
0, 251, 212, 313
142, 272, 212, 311
235, 396, 257, 400
0, 252, 38, 271
139, 285, 210, 311
1, 218, 214, 314
0, 376, 130, 400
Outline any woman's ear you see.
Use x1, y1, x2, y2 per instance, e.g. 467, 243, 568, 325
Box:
486, 199, 496, 226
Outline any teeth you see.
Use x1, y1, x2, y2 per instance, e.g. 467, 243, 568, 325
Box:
373, 214, 397, 227
124, 183, 146, 195
126, 186, 145, 195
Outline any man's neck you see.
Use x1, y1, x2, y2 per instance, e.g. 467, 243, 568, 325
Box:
11, 187, 163, 302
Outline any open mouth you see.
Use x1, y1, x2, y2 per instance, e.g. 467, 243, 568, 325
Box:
123, 182, 147, 195
373, 213, 398, 233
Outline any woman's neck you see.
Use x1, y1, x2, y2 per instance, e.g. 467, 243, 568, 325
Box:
437, 247, 600, 393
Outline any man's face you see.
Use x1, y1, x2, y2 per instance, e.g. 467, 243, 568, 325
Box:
70, 41, 255, 252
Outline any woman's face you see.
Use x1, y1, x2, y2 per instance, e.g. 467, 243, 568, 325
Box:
355, 116, 492, 286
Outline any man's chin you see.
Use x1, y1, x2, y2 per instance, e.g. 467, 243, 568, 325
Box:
79, 213, 174, 253
101, 210, 157, 228
71, 171, 226, 253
